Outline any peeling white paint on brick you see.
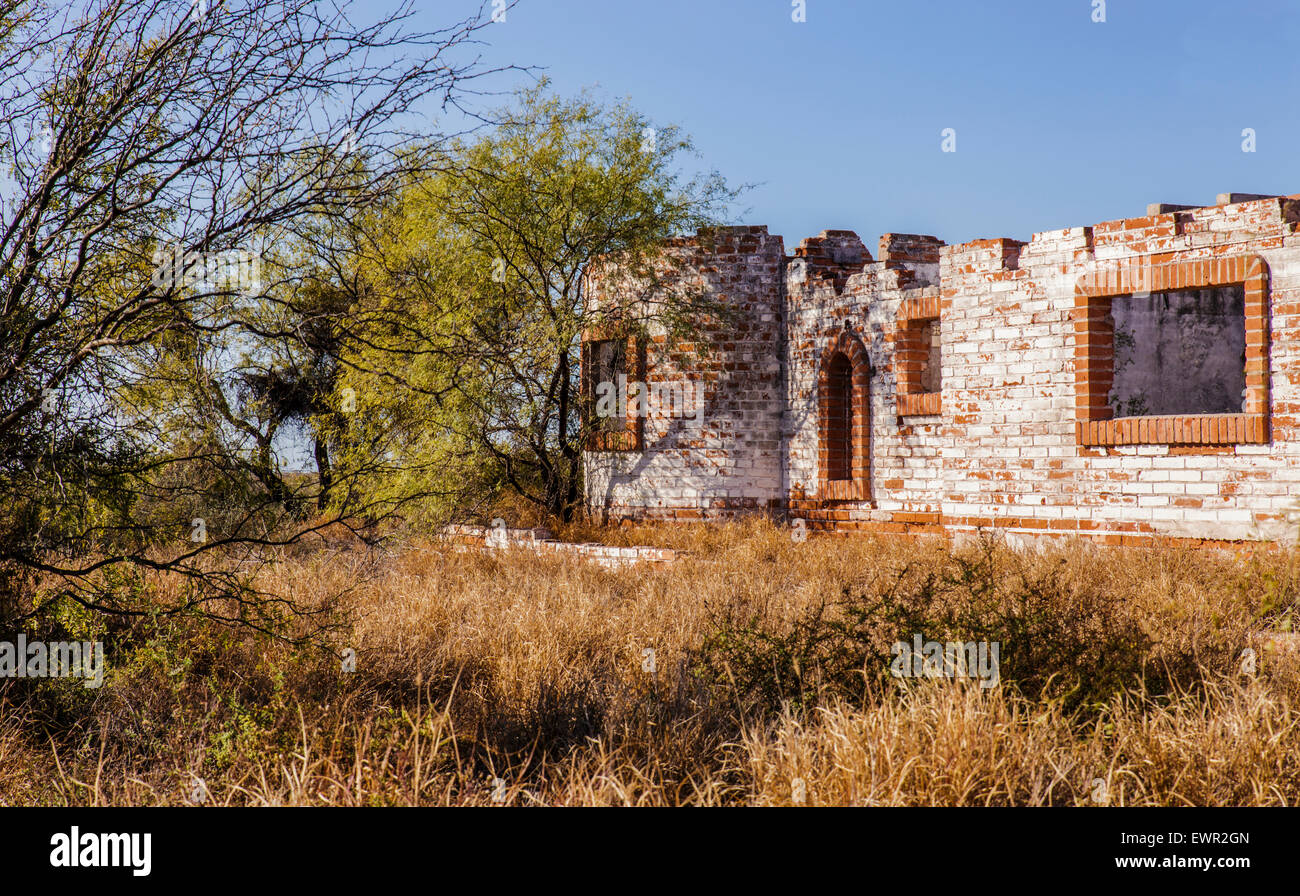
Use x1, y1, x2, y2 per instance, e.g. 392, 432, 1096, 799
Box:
584, 197, 1300, 544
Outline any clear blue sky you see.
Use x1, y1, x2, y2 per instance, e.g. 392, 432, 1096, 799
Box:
432, 0, 1300, 250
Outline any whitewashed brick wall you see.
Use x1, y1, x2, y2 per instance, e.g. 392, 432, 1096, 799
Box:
585, 196, 1300, 543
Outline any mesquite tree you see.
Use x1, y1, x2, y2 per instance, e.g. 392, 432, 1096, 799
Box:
0, 0, 506, 628
338, 85, 739, 523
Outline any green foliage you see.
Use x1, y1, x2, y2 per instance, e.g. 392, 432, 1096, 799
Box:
0, 0, 499, 630
702, 538, 1188, 718
337, 82, 740, 523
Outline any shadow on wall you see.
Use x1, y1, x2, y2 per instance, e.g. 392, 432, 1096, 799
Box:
589, 404, 726, 519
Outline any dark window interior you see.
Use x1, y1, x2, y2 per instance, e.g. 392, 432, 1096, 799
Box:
586, 339, 627, 431
1109, 285, 1246, 417
918, 319, 941, 393
826, 352, 853, 481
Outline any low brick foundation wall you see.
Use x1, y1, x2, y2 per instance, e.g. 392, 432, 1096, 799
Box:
440, 525, 679, 568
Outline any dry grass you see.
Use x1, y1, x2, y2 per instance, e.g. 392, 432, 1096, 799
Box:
2, 519, 1299, 805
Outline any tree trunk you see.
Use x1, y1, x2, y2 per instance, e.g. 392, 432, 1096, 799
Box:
314, 436, 332, 512
550, 350, 578, 522
255, 439, 293, 509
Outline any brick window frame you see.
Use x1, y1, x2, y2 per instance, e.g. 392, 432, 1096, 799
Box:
580, 329, 646, 452
1072, 254, 1270, 447
818, 328, 872, 502
895, 295, 942, 417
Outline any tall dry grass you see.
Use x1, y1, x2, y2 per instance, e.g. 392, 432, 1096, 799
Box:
2, 519, 1298, 805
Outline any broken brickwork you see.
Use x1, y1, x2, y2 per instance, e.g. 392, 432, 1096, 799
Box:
584, 193, 1300, 544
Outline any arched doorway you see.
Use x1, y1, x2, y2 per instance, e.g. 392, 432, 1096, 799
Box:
818, 329, 871, 502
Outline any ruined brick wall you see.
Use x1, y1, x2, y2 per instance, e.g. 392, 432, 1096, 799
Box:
583, 226, 786, 520
785, 231, 946, 528
932, 197, 1300, 545
584, 195, 1300, 543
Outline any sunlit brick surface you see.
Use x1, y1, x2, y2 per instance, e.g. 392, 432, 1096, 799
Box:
584, 196, 1300, 543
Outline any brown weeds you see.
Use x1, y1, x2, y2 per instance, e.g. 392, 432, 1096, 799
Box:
1, 520, 1297, 805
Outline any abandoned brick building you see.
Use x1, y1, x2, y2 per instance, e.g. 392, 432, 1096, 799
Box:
581, 193, 1300, 544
